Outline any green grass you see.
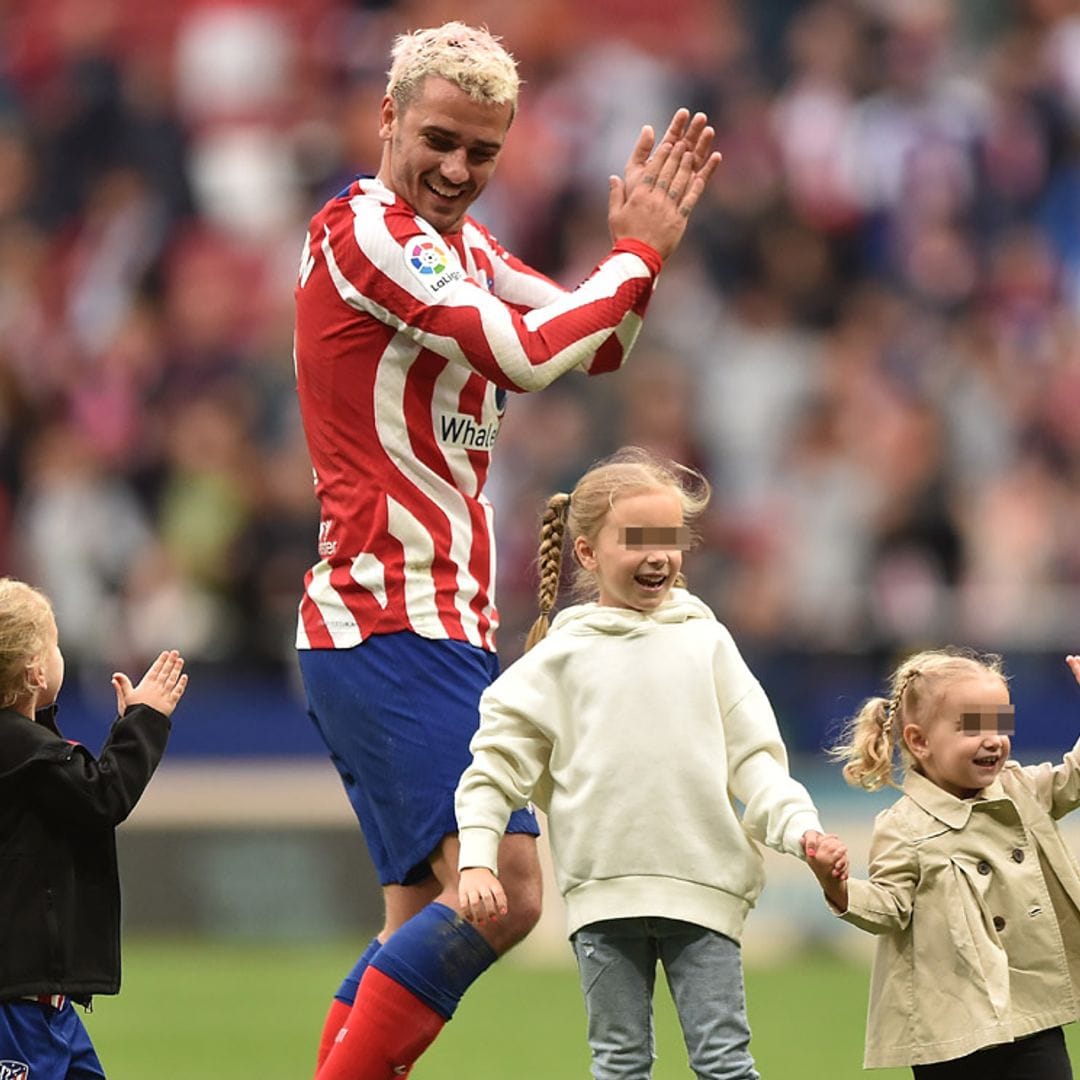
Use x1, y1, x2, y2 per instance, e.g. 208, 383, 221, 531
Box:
83, 938, 1079, 1078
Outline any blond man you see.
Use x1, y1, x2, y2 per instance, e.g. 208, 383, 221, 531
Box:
293, 22, 721, 1079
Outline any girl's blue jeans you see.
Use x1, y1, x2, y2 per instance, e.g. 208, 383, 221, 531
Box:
571, 917, 760, 1080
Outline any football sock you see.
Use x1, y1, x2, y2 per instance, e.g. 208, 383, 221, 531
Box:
338, 936, 384, 1005
314, 999, 351, 1074
315, 903, 497, 1080
314, 937, 382, 1071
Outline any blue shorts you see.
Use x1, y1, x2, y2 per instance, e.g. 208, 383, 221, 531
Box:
298, 632, 539, 886
0, 999, 105, 1080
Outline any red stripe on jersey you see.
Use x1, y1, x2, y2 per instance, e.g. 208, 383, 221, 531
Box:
473, 221, 564, 294
299, 576, 334, 648
590, 326, 638, 375
399, 351, 468, 640
457, 372, 496, 642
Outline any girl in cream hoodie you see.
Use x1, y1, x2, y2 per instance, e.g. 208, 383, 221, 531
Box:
455, 447, 844, 1080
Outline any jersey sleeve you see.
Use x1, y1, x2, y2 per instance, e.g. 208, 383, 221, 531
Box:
455, 664, 555, 873
302, 190, 662, 392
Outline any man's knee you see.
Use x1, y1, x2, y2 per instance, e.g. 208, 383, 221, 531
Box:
496, 836, 543, 945
503, 875, 542, 943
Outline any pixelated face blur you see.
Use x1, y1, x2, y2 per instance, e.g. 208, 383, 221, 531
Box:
378, 76, 512, 234
905, 672, 1012, 799
573, 487, 688, 612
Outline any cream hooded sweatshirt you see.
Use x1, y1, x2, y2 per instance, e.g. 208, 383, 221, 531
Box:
455, 589, 823, 940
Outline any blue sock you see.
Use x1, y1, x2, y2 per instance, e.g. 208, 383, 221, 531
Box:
369, 902, 497, 1020
335, 936, 382, 1005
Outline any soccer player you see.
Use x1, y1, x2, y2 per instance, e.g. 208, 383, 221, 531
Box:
293, 21, 722, 1080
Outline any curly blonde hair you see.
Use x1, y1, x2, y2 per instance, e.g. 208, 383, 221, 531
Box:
0, 578, 55, 710
524, 447, 711, 651
387, 22, 520, 113
830, 646, 1007, 791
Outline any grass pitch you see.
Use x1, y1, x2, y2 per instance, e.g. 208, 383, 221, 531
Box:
83, 937, 1077, 1078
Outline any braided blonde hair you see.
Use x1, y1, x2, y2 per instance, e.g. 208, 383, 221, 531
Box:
830, 646, 1007, 791
0, 578, 55, 710
523, 493, 570, 652
523, 447, 710, 651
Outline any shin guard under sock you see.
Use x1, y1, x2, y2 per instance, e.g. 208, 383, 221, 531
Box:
315, 903, 497, 1080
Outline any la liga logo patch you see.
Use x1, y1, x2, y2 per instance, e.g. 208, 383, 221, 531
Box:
404, 237, 463, 295
409, 240, 447, 275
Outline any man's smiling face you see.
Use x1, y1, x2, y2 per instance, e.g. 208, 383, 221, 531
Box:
378, 76, 513, 234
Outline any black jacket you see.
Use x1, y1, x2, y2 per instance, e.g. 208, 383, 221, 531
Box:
0, 701, 170, 1001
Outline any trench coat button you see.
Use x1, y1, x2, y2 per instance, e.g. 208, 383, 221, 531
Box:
993, 915, 1006, 932
1011, 848, 1024, 863
977, 860, 991, 875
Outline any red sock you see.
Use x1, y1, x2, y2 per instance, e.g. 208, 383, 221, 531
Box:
314, 968, 445, 1080
314, 998, 352, 1073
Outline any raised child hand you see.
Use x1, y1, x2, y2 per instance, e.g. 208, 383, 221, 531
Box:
112, 650, 188, 718
459, 866, 507, 926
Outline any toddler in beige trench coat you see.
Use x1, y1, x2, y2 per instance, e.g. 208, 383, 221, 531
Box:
808, 647, 1080, 1078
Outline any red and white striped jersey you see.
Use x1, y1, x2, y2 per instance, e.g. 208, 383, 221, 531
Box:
294, 176, 661, 652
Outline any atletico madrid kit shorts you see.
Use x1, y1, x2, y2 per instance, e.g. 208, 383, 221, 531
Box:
299, 631, 540, 886
0, 998, 105, 1080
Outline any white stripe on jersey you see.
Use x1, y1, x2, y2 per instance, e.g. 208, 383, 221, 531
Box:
479, 490, 498, 636
302, 560, 360, 648
386, 495, 447, 641
428, 360, 485, 627
614, 309, 645, 352
351, 551, 388, 610
460, 221, 565, 310
374, 347, 488, 649
520, 255, 652, 330
327, 213, 476, 370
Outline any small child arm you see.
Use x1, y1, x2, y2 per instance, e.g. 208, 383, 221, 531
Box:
112, 650, 188, 718
459, 866, 508, 925
806, 833, 851, 912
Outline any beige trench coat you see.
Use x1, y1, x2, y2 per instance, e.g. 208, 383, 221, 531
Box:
840, 743, 1080, 1068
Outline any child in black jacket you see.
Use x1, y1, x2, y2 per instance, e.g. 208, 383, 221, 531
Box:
0, 577, 187, 1077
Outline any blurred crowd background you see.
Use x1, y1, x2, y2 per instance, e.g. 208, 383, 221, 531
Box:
3, 0, 1080, 751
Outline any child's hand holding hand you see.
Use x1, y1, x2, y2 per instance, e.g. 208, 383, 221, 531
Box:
806, 833, 849, 880
803, 832, 850, 912
459, 867, 507, 925
112, 650, 188, 718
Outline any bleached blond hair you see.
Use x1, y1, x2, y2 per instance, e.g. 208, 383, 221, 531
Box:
0, 578, 55, 709
387, 22, 520, 114
829, 646, 1007, 792
524, 447, 711, 650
